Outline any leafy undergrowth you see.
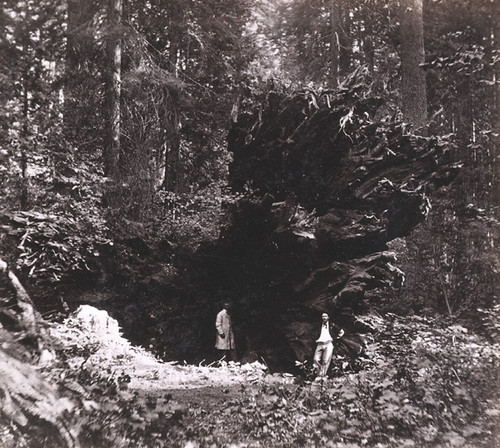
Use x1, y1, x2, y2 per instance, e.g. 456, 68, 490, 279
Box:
160, 314, 500, 448
8, 306, 498, 448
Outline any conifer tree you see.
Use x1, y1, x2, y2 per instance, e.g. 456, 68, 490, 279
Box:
398, 0, 428, 133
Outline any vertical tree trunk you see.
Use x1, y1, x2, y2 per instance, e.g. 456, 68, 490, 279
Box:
63, 0, 93, 165
65, 0, 78, 133
454, 79, 473, 146
163, 131, 181, 192
339, 5, 351, 77
363, 10, 375, 75
398, 0, 428, 133
21, 72, 29, 210
330, 0, 341, 87
495, 41, 500, 135
491, 15, 500, 211
162, 11, 184, 192
103, 0, 122, 180
65, 0, 84, 108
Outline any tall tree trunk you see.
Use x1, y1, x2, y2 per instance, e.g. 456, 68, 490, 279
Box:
63, 0, 94, 170
492, 15, 500, 210
454, 78, 473, 146
398, 0, 428, 134
163, 131, 181, 192
339, 5, 351, 78
65, 0, 79, 135
103, 0, 122, 180
330, 0, 341, 87
363, 10, 375, 75
65, 0, 95, 109
21, 72, 29, 210
162, 12, 185, 192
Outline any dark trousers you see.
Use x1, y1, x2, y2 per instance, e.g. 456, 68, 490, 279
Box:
218, 349, 238, 362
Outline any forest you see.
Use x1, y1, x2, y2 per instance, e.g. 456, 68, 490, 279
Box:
0, 0, 499, 447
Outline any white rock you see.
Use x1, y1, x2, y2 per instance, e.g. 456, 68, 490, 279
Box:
73, 305, 121, 337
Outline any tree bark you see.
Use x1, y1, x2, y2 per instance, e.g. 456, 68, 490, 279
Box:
363, 9, 375, 75
21, 72, 29, 210
163, 131, 181, 192
454, 79, 473, 146
492, 15, 500, 210
160, 10, 184, 192
65, 0, 79, 129
63, 0, 95, 166
339, 4, 351, 77
330, 0, 341, 87
65, 0, 95, 111
398, 0, 428, 134
103, 0, 122, 180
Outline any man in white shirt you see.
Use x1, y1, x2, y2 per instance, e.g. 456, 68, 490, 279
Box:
313, 312, 344, 377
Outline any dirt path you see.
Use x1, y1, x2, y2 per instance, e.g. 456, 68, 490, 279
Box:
45, 305, 499, 448
50, 305, 275, 399
44, 306, 308, 447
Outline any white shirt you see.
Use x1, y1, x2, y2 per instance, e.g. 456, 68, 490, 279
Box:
316, 322, 333, 343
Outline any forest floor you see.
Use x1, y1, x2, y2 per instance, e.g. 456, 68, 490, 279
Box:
42, 305, 499, 448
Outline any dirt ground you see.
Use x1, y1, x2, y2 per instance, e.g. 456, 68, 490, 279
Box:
45, 305, 499, 448
50, 304, 284, 400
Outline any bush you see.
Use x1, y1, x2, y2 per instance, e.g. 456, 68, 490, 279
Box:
0, 199, 110, 284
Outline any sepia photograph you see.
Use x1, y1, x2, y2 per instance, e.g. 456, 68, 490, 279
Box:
0, 0, 498, 446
